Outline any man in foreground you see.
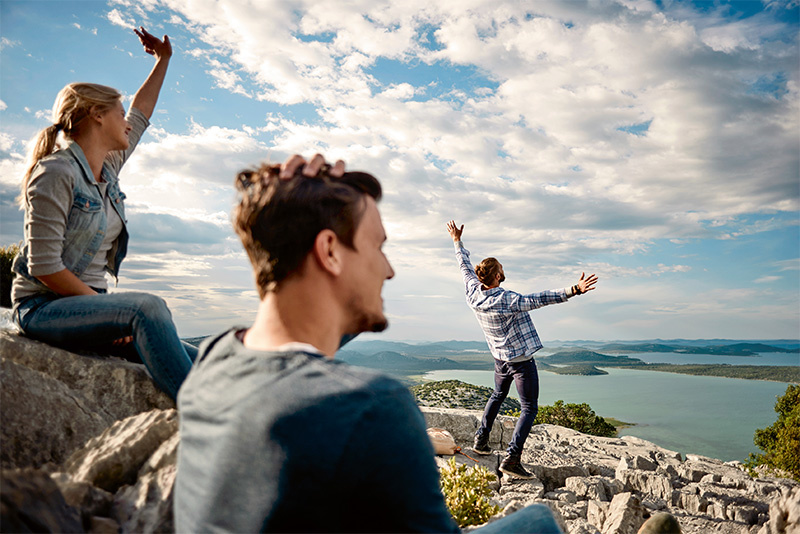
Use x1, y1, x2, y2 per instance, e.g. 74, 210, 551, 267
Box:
174, 155, 563, 533
446, 220, 598, 480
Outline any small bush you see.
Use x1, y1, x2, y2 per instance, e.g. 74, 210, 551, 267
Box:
534, 400, 617, 437
1, 243, 20, 308
746, 384, 799, 481
439, 457, 500, 527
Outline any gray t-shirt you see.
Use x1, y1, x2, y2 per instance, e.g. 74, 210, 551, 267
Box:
175, 329, 460, 533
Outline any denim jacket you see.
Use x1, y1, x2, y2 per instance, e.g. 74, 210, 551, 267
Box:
12, 108, 148, 295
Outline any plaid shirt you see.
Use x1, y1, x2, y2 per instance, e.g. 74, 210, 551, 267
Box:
454, 241, 568, 362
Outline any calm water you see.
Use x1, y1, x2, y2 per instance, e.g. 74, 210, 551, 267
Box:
422, 358, 796, 462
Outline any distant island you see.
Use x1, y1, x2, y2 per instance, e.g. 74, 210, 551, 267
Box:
597, 342, 799, 357
537, 348, 800, 383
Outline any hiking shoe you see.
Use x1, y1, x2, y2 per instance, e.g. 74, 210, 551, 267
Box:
500, 455, 535, 479
473, 434, 492, 455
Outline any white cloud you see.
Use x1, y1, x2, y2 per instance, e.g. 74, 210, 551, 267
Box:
136, 0, 797, 249
0, 100, 6, 112
107, 8, 135, 29
0, 37, 19, 51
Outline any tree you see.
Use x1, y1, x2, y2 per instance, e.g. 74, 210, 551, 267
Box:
534, 400, 617, 437
1, 244, 20, 308
746, 384, 799, 481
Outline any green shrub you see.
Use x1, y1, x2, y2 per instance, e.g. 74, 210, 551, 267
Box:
439, 457, 500, 527
534, 400, 617, 437
1, 243, 20, 308
746, 384, 799, 481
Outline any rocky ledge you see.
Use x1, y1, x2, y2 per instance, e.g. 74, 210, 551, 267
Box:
1, 327, 797, 533
425, 407, 798, 534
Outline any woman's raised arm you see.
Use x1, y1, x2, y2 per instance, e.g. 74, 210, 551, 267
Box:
130, 27, 172, 119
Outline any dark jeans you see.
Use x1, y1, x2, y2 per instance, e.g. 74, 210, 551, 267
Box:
14, 290, 197, 400
477, 357, 539, 457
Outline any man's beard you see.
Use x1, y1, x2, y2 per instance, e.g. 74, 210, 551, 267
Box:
352, 312, 389, 333
346, 296, 389, 334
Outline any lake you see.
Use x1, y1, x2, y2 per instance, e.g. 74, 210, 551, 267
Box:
422, 353, 797, 462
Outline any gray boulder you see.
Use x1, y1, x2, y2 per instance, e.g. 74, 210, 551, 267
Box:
0, 329, 174, 470
65, 409, 178, 493
1, 358, 111, 469
0, 468, 84, 533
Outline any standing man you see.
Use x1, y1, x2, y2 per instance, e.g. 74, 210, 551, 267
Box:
174, 157, 564, 533
446, 220, 598, 479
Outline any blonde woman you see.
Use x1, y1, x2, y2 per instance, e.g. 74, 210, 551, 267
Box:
11, 28, 195, 399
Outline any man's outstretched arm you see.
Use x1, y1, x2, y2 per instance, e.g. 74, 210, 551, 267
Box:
511, 272, 599, 312
446, 220, 481, 291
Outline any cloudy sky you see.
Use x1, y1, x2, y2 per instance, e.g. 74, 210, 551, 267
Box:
1, 0, 798, 343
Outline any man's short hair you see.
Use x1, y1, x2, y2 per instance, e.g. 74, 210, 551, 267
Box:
475, 257, 502, 287
233, 163, 382, 297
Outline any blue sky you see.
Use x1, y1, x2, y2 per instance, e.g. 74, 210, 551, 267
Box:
1, 0, 798, 342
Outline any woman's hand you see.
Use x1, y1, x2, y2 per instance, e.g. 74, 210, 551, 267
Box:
134, 27, 172, 61
130, 27, 173, 119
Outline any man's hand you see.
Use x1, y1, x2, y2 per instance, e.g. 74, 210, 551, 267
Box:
134, 27, 172, 61
279, 154, 345, 180
446, 220, 464, 242
576, 272, 599, 294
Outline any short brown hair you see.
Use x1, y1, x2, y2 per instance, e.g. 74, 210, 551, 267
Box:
233, 163, 381, 297
475, 257, 502, 286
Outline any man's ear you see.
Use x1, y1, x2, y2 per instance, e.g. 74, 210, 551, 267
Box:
312, 229, 343, 276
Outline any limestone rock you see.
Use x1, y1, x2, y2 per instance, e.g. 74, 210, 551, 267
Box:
109, 429, 181, 533
619, 470, 674, 502
51, 472, 114, 519
587, 499, 609, 530
0, 330, 174, 470
0, 331, 173, 422
65, 409, 178, 493
602, 492, 645, 534
421, 407, 518, 449
112, 464, 176, 534
1, 358, 112, 469
566, 475, 610, 502
761, 486, 800, 534
569, 518, 602, 534
0, 468, 84, 533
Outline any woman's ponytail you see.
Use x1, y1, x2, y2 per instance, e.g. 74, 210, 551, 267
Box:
18, 83, 121, 206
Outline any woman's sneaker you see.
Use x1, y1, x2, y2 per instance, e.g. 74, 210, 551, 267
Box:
472, 434, 492, 455
499, 455, 534, 479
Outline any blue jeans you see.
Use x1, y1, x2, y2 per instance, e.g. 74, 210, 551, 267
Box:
477, 357, 539, 457
473, 503, 562, 533
14, 290, 196, 400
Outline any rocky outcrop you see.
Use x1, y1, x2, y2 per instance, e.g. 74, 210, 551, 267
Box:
0, 328, 174, 469
1, 324, 797, 534
424, 407, 799, 534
